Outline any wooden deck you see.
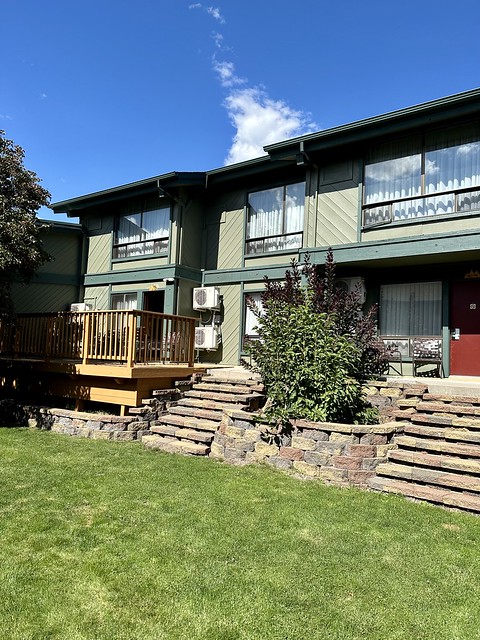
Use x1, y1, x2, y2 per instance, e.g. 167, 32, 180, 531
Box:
0, 310, 203, 412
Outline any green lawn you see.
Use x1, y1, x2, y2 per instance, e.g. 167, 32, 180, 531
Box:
0, 428, 479, 639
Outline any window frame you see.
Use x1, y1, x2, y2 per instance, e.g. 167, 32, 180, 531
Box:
112, 205, 170, 260
362, 124, 480, 228
245, 181, 305, 255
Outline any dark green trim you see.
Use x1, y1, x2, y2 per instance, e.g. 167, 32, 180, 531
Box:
52, 172, 205, 214
84, 264, 202, 287
265, 88, 480, 159
301, 229, 480, 266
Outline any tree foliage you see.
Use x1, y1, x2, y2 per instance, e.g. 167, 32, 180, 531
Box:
0, 131, 51, 314
243, 251, 389, 427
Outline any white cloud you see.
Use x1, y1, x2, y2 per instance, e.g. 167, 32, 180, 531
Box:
212, 59, 245, 88
188, 3, 202, 8
206, 6, 225, 23
211, 31, 224, 49
40, 92, 47, 100
224, 87, 317, 165
0, 114, 12, 120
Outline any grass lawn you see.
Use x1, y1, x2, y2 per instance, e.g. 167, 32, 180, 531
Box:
0, 428, 480, 639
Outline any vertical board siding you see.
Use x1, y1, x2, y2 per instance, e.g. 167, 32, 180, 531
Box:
205, 191, 244, 270
84, 286, 109, 310
218, 284, 242, 365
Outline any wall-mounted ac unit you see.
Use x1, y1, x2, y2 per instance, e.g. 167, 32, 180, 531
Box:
195, 327, 219, 349
193, 287, 221, 310
335, 277, 366, 304
70, 303, 93, 312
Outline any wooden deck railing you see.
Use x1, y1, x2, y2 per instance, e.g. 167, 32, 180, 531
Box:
0, 310, 197, 367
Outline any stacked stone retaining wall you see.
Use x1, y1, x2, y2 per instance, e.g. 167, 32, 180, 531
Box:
210, 409, 400, 488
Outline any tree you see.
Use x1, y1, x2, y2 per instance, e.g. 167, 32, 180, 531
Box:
243, 252, 389, 428
0, 131, 51, 315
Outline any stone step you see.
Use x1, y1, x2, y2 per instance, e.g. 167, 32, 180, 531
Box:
375, 462, 480, 493
403, 424, 480, 444
416, 401, 479, 416
368, 476, 480, 513
194, 381, 265, 395
178, 397, 250, 413
149, 424, 213, 443
142, 435, 209, 456
184, 389, 261, 406
153, 413, 219, 432
205, 374, 262, 388
423, 393, 480, 405
411, 413, 480, 430
388, 449, 480, 475
395, 435, 480, 459
168, 405, 223, 422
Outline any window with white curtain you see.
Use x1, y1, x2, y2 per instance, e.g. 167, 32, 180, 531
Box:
380, 282, 442, 338
363, 122, 480, 227
113, 205, 170, 258
246, 182, 305, 254
244, 292, 263, 337
111, 293, 138, 310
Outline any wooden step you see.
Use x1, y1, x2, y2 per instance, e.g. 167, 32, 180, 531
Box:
142, 435, 209, 456
375, 462, 480, 493
368, 476, 480, 513
395, 435, 480, 459
388, 449, 480, 475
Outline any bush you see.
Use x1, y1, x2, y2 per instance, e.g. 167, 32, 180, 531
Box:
243, 251, 388, 428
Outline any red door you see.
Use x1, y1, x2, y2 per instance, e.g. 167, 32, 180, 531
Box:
450, 281, 480, 375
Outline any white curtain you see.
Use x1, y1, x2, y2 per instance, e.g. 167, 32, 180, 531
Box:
380, 282, 442, 337
244, 292, 263, 336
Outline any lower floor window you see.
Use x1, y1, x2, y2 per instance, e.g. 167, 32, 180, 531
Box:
111, 293, 138, 310
380, 281, 442, 338
244, 292, 263, 338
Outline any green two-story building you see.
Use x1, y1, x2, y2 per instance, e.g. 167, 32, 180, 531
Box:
51, 88, 480, 377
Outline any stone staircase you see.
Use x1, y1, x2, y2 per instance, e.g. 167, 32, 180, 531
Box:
142, 370, 265, 456
369, 391, 480, 513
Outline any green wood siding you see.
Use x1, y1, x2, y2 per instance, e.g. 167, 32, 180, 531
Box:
314, 186, 358, 247
12, 283, 79, 313
111, 256, 168, 271
205, 191, 244, 271
179, 201, 204, 269
87, 230, 112, 274
177, 280, 199, 317
84, 286, 109, 310
362, 214, 480, 242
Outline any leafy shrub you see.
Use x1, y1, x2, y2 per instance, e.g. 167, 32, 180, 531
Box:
243, 251, 388, 427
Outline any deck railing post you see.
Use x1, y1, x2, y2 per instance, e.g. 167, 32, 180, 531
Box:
126, 312, 137, 368
82, 313, 91, 365
188, 318, 195, 367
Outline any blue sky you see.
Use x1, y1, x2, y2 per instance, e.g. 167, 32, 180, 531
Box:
2, 0, 480, 222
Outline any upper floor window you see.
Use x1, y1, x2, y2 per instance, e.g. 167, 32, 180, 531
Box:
246, 182, 305, 254
363, 123, 480, 227
113, 205, 170, 259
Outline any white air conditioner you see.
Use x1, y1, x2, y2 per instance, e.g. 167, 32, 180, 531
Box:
335, 277, 366, 304
70, 303, 92, 312
193, 287, 221, 310
195, 327, 219, 349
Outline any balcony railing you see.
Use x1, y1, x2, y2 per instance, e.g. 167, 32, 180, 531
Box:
0, 310, 197, 367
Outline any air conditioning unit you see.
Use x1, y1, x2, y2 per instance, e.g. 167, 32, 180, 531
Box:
70, 303, 92, 312
195, 327, 219, 349
335, 277, 367, 304
193, 287, 221, 310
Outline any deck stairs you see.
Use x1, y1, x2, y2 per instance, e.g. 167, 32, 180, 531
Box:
142, 370, 265, 456
369, 391, 480, 513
